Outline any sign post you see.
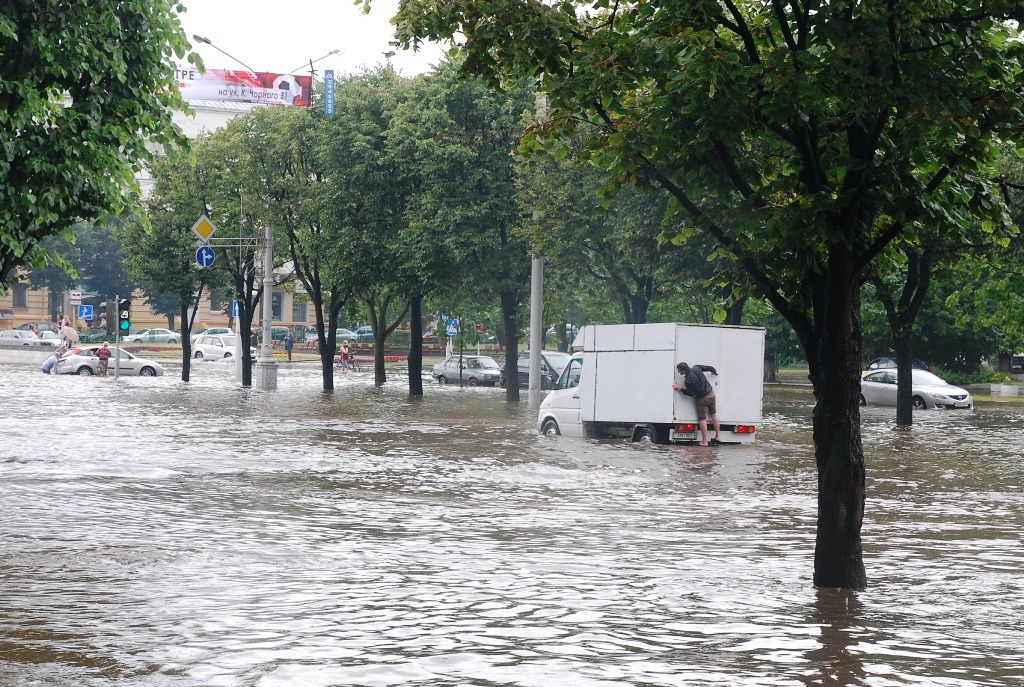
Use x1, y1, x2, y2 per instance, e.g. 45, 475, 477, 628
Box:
324, 69, 335, 116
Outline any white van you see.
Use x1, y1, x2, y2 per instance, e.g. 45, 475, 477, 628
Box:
537, 323, 765, 444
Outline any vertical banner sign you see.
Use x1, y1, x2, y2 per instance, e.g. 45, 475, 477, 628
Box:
324, 69, 335, 116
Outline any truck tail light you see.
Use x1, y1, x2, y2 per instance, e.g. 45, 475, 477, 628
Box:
735, 425, 756, 434
674, 423, 698, 432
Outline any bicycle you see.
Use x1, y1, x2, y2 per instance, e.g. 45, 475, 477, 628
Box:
336, 351, 360, 372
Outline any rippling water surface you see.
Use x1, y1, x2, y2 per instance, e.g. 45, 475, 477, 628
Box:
1, 362, 1021, 686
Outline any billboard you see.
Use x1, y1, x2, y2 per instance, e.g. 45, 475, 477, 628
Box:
174, 66, 313, 107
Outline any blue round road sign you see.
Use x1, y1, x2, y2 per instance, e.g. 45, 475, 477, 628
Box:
196, 245, 216, 268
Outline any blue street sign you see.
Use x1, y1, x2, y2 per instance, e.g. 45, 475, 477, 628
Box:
439, 312, 448, 324
324, 70, 335, 116
232, 300, 239, 318
446, 319, 459, 336
196, 245, 215, 268
78, 304, 93, 321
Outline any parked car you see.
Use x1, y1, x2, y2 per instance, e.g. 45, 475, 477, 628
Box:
122, 328, 180, 344
0, 330, 40, 345
864, 356, 930, 373
81, 327, 111, 343
499, 350, 572, 390
190, 327, 233, 343
860, 369, 973, 410
37, 331, 62, 346
18, 322, 60, 334
256, 326, 291, 343
354, 325, 375, 343
336, 328, 357, 342
54, 346, 164, 376
193, 334, 256, 360
432, 355, 502, 386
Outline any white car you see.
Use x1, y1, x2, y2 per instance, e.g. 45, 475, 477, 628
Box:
860, 369, 973, 410
193, 334, 256, 360
190, 327, 233, 343
123, 328, 180, 344
54, 346, 164, 376
37, 331, 63, 346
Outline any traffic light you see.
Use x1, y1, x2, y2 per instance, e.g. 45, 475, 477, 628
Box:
118, 298, 131, 333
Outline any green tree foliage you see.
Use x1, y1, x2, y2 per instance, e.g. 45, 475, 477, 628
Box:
0, 1, 190, 288
391, 64, 534, 400
391, 1, 1024, 588
235, 104, 353, 390
522, 148, 688, 325
323, 68, 416, 387
29, 220, 138, 329
121, 143, 229, 381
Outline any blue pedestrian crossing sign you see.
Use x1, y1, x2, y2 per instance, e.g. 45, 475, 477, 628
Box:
196, 245, 216, 268
446, 319, 459, 336
78, 304, 94, 321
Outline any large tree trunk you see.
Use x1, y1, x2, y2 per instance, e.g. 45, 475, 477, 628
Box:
408, 295, 424, 397
179, 301, 192, 382
238, 307, 253, 388
500, 290, 520, 402
870, 248, 932, 426
893, 333, 915, 426
807, 256, 867, 590
312, 296, 336, 392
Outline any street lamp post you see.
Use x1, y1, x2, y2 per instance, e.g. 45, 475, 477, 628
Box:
285, 49, 342, 77
192, 35, 258, 73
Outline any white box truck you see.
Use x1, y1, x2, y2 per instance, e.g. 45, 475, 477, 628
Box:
537, 323, 766, 444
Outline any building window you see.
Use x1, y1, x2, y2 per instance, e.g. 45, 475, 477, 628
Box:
210, 293, 225, 312
12, 285, 27, 308
292, 300, 307, 322
271, 292, 283, 321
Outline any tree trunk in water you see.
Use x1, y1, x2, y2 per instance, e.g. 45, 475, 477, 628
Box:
408, 295, 424, 397
239, 310, 253, 388
501, 290, 520, 402
373, 336, 386, 386
893, 333, 914, 426
808, 259, 867, 590
179, 301, 191, 383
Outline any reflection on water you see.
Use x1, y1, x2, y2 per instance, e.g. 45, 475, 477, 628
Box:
1, 363, 1022, 686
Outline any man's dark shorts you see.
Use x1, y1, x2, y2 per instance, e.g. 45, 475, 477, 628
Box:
696, 391, 717, 420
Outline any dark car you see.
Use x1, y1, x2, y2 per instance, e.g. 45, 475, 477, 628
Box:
18, 322, 60, 334
354, 325, 375, 343
499, 350, 572, 390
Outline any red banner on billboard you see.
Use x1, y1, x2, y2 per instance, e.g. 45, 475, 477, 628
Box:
174, 66, 313, 107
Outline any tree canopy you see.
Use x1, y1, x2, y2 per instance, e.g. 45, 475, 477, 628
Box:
0, 2, 190, 288
390, 0, 1024, 588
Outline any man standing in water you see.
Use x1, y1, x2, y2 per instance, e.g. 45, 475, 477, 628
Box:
97, 342, 112, 376
673, 361, 721, 446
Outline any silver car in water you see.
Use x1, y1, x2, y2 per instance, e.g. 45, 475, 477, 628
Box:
432, 355, 502, 386
860, 369, 973, 410
54, 346, 164, 376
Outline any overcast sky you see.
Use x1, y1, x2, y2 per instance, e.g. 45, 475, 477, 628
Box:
178, 0, 448, 77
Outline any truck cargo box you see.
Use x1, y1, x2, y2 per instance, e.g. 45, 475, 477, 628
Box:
539, 323, 765, 444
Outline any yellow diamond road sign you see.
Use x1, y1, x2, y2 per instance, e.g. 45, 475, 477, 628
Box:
191, 215, 217, 242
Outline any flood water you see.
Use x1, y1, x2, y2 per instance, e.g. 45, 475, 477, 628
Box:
1, 361, 1022, 686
